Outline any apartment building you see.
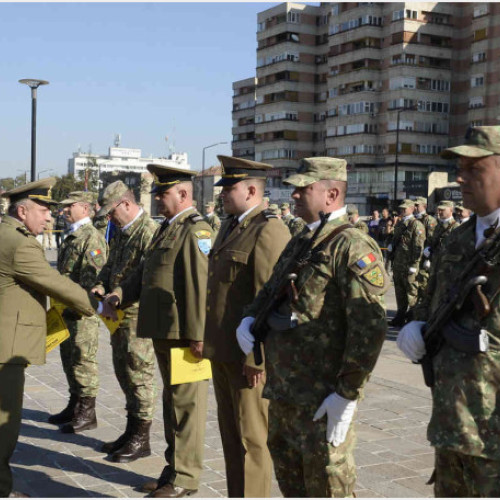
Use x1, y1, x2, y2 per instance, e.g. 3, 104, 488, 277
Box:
232, 2, 500, 212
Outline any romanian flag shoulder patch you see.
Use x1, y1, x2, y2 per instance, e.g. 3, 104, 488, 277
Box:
90, 249, 102, 257
355, 253, 376, 269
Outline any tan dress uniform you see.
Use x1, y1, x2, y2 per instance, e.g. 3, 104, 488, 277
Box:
115, 166, 212, 494
0, 179, 99, 498
203, 156, 291, 498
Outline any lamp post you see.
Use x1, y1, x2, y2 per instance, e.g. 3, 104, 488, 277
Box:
201, 141, 227, 209
19, 78, 50, 182
393, 105, 417, 209
16, 169, 28, 186
37, 169, 54, 180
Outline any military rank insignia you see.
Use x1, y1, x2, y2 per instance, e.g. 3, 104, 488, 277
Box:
195, 230, 212, 255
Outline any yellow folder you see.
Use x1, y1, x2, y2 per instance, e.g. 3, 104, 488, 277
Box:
170, 347, 212, 385
46, 307, 70, 353
100, 309, 125, 335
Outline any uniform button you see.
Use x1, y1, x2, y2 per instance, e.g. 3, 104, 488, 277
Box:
206, 306, 210, 311
207, 289, 211, 294
209, 272, 214, 277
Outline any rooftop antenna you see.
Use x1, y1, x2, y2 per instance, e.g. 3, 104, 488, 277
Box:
114, 133, 121, 147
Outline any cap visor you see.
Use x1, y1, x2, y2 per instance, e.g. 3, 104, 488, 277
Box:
282, 174, 317, 187
214, 178, 242, 187
32, 198, 59, 207
59, 198, 76, 206
441, 145, 494, 159
96, 206, 110, 218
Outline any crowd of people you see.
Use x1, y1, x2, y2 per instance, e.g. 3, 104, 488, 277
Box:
0, 126, 499, 498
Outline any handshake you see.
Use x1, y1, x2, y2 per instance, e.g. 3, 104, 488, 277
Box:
90, 286, 121, 322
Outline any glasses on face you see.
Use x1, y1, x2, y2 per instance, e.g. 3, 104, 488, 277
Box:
107, 200, 123, 217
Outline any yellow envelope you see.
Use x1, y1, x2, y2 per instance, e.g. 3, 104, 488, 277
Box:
46, 307, 70, 353
49, 297, 66, 312
100, 309, 125, 335
170, 347, 212, 385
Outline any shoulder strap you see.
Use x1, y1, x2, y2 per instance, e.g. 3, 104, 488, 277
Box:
313, 223, 353, 253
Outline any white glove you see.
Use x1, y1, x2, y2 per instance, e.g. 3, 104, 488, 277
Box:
236, 316, 256, 355
397, 320, 426, 362
408, 267, 417, 275
423, 247, 431, 258
387, 243, 393, 252
423, 259, 431, 270
313, 392, 357, 446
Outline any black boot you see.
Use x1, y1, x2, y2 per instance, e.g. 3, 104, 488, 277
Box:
389, 312, 406, 327
101, 415, 133, 454
61, 396, 97, 433
111, 418, 152, 463
48, 394, 78, 425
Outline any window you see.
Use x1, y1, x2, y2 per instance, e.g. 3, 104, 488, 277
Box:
390, 76, 416, 90
473, 4, 488, 17
469, 96, 484, 108
392, 10, 404, 21
328, 88, 338, 98
472, 51, 486, 63
405, 9, 418, 19
474, 28, 487, 41
288, 11, 300, 23
257, 22, 266, 32
471, 75, 484, 87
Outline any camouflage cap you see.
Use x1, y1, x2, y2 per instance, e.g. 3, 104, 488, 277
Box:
263, 196, 270, 202
398, 199, 415, 209
283, 157, 347, 187
205, 201, 215, 208
414, 196, 428, 205
59, 191, 95, 206
96, 180, 131, 217
147, 164, 195, 194
455, 204, 464, 211
346, 204, 359, 215
441, 126, 500, 159
215, 155, 272, 187
268, 203, 280, 215
280, 202, 290, 209
2, 177, 58, 206
437, 200, 455, 210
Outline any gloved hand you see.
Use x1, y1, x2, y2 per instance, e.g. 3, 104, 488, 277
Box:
236, 317, 256, 355
397, 320, 426, 362
387, 243, 393, 253
423, 259, 431, 270
313, 392, 357, 446
408, 267, 417, 275
423, 247, 431, 258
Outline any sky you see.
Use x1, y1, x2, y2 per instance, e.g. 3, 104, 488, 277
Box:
0, 1, 280, 180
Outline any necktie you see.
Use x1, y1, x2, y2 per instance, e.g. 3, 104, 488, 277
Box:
223, 216, 238, 241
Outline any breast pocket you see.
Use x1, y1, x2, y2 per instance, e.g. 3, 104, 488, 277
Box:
220, 249, 249, 283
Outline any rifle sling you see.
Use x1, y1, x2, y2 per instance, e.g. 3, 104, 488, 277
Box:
311, 223, 353, 255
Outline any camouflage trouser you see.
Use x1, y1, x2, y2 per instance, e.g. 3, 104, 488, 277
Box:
60, 315, 99, 397
111, 316, 157, 420
416, 268, 430, 304
433, 447, 500, 497
393, 267, 419, 314
268, 399, 356, 498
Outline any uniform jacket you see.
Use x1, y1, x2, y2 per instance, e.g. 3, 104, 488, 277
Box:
354, 219, 369, 234
0, 216, 97, 365
429, 217, 458, 253
116, 207, 212, 341
392, 216, 425, 271
245, 214, 389, 405
96, 211, 157, 321
203, 204, 291, 363
204, 213, 221, 233
416, 212, 437, 246
415, 217, 500, 460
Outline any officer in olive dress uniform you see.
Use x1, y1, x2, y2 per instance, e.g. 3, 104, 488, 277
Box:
203, 156, 290, 497
398, 126, 500, 496
203, 201, 221, 234
106, 165, 212, 498
0, 179, 112, 498
236, 157, 389, 497
48, 192, 108, 433
92, 181, 158, 463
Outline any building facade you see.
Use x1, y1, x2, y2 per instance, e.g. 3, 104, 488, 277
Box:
233, 2, 500, 212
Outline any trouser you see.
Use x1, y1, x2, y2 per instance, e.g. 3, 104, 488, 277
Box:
0, 363, 25, 497
393, 267, 419, 315
416, 268, 430, 303
111, 317, 156, 420
211, 360, 272, 498
268, 399, 356, 498
153, 340, 208, 490
60, 315, 99, 397
434, 447, 500, 497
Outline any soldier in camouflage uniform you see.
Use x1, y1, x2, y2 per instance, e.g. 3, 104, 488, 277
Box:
398, 126, 500, 496
423, 200, 458, 265
456, 204, 472, 225
48, 191, 108, 433
414, 196, 438, 303
280, 202, 294, 229
388, 199, 425, 327
203, 201, 221, 235
91, 181, 157, 463
92, 195, 109, 238
288, 215, 306, 236
347, 205, 369, 234
237, 157, 389, 497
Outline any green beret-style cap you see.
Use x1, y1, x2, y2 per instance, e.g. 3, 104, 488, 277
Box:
284, 157, 347, 187
441, 126, 500, 159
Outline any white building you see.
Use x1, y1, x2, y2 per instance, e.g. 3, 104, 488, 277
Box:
68, 147, 190, 178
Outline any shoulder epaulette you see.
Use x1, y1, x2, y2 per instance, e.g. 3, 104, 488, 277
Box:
262, 210, 278, 219
16, 226, 32, 237
187, 212, 204, 223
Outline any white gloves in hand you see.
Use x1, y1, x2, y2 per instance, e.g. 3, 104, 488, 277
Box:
408, 267, 417, 275
313, 392, 357, 446
397, 320, 427, 362
236, 316, 256, 355
423, 247, 431, 258
387, 243, 393, 252
423, 259, 431, 270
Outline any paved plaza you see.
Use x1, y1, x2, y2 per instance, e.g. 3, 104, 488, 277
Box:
10, 250, 434, 497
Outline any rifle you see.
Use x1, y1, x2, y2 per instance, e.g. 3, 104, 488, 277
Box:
419, 224, 500, 387
252, 211, 330, 366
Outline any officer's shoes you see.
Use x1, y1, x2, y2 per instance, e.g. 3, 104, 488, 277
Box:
110, 419, 151, 463
140, 480, 159, 493
101, 415, 133, 454
147, 484, 197, 498
61, 396, 97, 433
389, 314, 406, 328
48, 394, 78, 425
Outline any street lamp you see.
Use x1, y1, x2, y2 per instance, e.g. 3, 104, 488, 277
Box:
201, 141, 227, 209
37, 169, 54, 180
19, 78, 50, 182
393, 104, 417, 209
